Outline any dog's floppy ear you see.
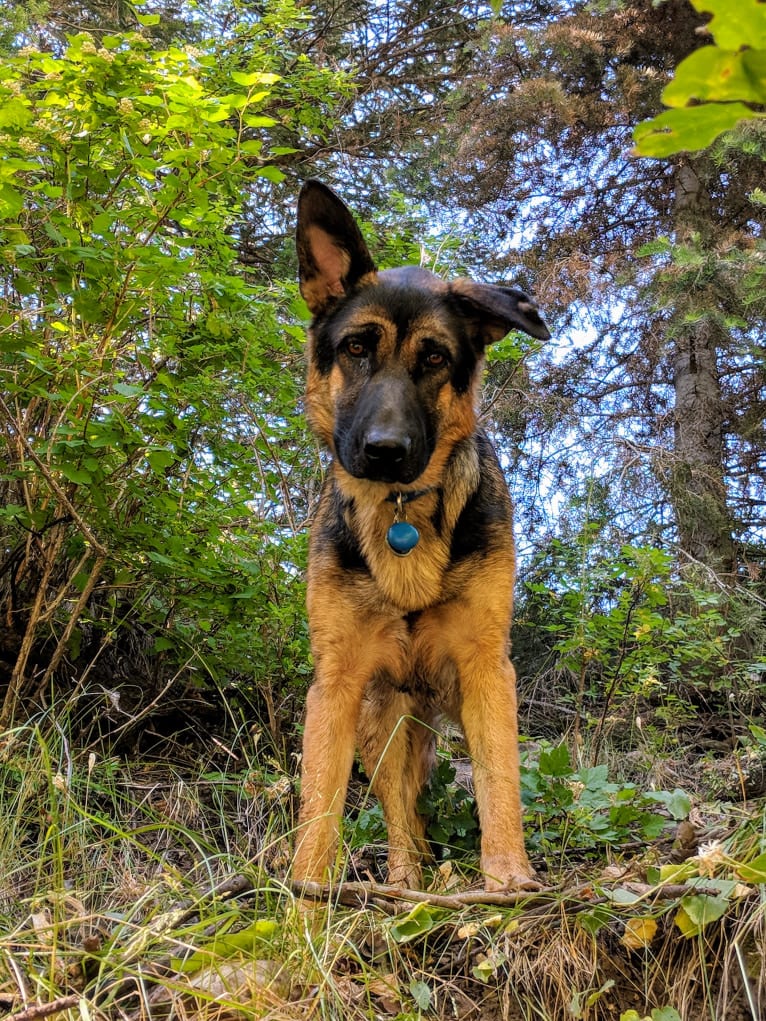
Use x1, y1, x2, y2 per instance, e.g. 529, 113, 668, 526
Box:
296, 180, 377, 315
449, 279, 551, 345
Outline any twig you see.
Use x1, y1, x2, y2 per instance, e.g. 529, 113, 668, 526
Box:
32, 553, 107, 698
0, 392, 106, 557
291, 879, 562, 910
290, 878, 744, 913
0, 526, 65, 727
5, 995, 81, 1021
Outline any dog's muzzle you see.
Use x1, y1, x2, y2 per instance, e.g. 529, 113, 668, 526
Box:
336, 378, 431, 484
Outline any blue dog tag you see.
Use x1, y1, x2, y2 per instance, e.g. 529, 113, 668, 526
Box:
386, 521, 420, 556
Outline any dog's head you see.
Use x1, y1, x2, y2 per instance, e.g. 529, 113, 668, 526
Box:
297, 180, 550, 486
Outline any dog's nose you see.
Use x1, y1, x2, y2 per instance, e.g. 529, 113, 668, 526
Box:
364, 430, 411, 475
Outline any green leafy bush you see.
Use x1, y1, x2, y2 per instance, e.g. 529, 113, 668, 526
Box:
516, 514, 765, 754
410, 741, 690, 870
0, 17, 347, 732
418, 755, 480, 858
521, 742, 690, 856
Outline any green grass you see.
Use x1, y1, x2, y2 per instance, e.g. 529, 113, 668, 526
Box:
1, 717, 765, 1021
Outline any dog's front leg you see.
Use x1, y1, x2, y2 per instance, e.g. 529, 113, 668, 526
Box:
457, 656, 537, 892
293, 665, 368, 885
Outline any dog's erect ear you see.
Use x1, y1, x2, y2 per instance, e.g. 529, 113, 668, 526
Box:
449, 279, 551, 345
296, 181, 377, 315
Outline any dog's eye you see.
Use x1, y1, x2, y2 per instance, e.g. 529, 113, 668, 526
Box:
344, 339, 368, 358
424, 350, 447, 368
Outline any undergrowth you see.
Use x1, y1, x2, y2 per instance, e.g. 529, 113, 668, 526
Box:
1, 717, 765, 1021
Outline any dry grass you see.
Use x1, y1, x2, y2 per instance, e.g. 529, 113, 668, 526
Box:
1, 718, 764, 1021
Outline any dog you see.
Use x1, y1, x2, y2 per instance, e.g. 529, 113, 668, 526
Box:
293, 180, 549, 892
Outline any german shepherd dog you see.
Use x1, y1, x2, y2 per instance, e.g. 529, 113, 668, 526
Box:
294, 181, 549, 892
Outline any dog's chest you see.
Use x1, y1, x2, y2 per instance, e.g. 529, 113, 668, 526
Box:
366, 610, 463, 714
347, 492, 470, 613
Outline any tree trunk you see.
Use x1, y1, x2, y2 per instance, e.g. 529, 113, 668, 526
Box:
668, 159, 736, 581
671, 318, 736, 579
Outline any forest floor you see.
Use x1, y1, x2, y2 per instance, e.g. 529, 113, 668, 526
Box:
0, 714, 765, 1021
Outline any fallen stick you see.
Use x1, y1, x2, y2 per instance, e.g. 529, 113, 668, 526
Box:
289, 878, 738, 912
5, 995, 81, 1021
291, 879, 563, 910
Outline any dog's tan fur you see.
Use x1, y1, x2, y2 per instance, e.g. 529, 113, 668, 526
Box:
293, 181, 549, 891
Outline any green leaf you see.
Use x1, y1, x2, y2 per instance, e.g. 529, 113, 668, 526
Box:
146, 551, 176, 567
0, 184, 23, 220
621, 1011, 682, 1021
59, 464, 92, 484
652, 1009, 682, 1021
633, 103, 756, 157
675, 893, 728, 937
231, 71, 282, 87
244, 114, 278, 128
471, 956, 500, 983
736, 851, 766, 884
656, 861, 697, 884
644, 788, 691, 821
538, 742, 571, 777
606, 887, 643, 906
410, 979, 431, 1010
0, 97, 31, 129
390, 902, 440, 942
200, 104, 233, 123
136, 13, 161, 26
663, 47, 766, 107
255, 164, 287, 183
691, 0, 766, 49
147, 449, 175, 472
114, 382, 144, 397
171, 918, 279, 973
578, 905, 613, 935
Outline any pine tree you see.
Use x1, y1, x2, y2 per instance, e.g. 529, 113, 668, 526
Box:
438, 0, 766, 582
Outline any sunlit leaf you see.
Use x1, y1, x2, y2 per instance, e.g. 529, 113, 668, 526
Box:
171, 919, 279, 974
691, 0, 766, 49
231, 71, 282, 87
675, 893, 728, 937
621, 916, 658, 950
662, 47, 766, 107
633, 103, 756, 157
244, 114, 278, 128
0, 98, 31, 129
0, 184, 23, 220
656, 861, 696, 884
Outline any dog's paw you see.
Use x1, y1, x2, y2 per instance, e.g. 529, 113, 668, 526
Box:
386, 861, 423, 891
487, 872, 545, 894
483, 855, 543, 893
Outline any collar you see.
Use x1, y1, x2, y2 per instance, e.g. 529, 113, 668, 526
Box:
384, 487, 438, 505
